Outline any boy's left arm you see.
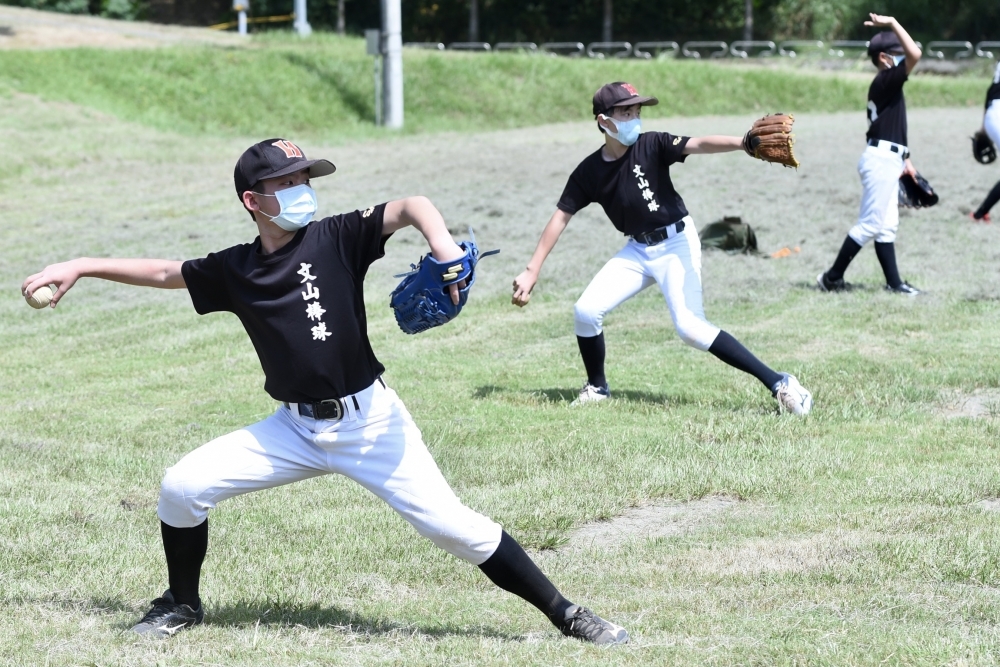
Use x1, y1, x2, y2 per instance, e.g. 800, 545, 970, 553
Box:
683, 136, 743, 155
383, 196, 467, 304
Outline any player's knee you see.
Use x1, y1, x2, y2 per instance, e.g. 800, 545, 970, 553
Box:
674, 315, 718, 351
157, 466, 212, 528
573, 300, 604, 337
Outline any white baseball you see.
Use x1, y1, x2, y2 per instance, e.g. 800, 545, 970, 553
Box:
25, 285, 53, 309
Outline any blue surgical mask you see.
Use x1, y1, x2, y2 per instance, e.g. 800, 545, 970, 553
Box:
255, 184, 318, 231
605, 117, 642, 146
892, 54, 905, 67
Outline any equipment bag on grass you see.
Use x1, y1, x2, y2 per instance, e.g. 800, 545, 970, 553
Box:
698, 216, 759, 254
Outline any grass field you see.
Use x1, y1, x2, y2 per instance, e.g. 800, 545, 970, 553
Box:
5, 38, 1000, 665
0, 30, 993, 142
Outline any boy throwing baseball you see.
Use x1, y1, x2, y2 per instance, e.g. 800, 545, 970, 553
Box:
817, 14, 923, 294
22, 138, 628, 645
511, 82, 812, 415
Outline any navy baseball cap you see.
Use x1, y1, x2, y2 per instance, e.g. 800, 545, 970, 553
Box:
234, 138, 336, 201
592, 82, 659, 117
867, 31, 903, 57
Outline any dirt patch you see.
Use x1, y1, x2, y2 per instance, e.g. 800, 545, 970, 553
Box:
936, 389, 1000, 419
0, 5, 244, 50
974, 499, 1000, 511
566, 495, 738, 550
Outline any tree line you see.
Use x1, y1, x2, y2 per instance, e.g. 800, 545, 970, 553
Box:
4, 0, 999, 43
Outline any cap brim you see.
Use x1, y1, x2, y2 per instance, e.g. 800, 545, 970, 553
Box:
613, 95, 658, 108
260, 158, 337, 183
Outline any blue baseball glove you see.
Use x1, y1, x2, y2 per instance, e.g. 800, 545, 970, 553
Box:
389, 229, 499, 335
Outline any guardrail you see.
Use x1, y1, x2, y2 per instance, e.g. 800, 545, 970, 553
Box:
926, 41, 974, 59
403, 38, 998, 60
586, 41, 632, 59
633, 41, 679, 59
541, 42, 585, 57
681, 41, 728, 59
730, 40, 776, 58
494, 42, 537, 52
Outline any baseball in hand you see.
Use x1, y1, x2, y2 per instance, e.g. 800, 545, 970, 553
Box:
25, 285, 53, 309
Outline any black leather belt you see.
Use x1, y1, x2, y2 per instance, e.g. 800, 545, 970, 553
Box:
867, 138, 910, 159
284, 377, 385, 421
632, 220, 685, 245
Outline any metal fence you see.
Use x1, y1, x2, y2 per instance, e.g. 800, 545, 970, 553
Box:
403, 39, 1000, 60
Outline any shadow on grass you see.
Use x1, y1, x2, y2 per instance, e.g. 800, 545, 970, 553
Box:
474, 384, 701, 408
282, 52, 371, 119
83, 596, 520, 640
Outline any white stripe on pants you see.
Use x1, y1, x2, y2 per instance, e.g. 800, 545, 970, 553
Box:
573, 220, 721, 350
157, 380, 502, 565
848, 145, 904, 245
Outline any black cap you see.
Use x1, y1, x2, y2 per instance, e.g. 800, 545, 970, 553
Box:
867, 31, 902, 57
592, 82, 659, 117
234, 138, 336, 201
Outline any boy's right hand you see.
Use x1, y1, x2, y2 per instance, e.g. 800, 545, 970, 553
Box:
22, 259, 82, 309
864, 13, 896, 28
511, 269, 537, 307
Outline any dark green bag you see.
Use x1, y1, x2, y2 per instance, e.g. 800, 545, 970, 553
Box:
698, 216, 759, 254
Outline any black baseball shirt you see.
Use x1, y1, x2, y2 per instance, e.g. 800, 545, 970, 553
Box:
866, 63, 908, 146
182, 203, 389, 402
986, 61, 1000, 109
557, 131, 691, 236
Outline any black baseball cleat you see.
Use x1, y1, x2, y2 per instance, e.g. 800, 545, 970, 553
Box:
816, 272, 846, 292
558, 605, 629, 645
885, 282, 920, 296
131, 590, 204, 638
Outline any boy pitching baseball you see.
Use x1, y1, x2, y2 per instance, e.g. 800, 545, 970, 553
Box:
511, 82, 813, 415
970, 59, 1000, 222
817, 14, 923, 295
22, 139, 628, 645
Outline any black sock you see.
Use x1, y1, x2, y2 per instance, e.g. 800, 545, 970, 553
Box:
161, 519, 208, 609
975, 179, 1000, 218
478, 531, 574, 627
874, 241, 902, 288
576, 333, 607, 389
708, 330, 783, 391
826, 236, 863, 282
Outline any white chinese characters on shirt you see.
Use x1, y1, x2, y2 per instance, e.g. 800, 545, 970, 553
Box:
298, 262, 331, 341
632, 164, 659, 212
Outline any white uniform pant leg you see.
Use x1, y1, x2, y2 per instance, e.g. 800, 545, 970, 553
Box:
314, 382, 502, 565
985, 100, 1000, 147
573, 243, 655, 337
157, 408, 328, 528
849, 146, 904, 245
645, 223, 721, 350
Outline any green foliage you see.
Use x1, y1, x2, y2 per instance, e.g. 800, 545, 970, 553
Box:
0, 33, 987, 141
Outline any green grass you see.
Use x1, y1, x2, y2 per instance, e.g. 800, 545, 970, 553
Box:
0, 31, 989, 142
4, 77, 1000, 663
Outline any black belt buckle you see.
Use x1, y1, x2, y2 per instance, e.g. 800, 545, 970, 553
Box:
312, 399, 344, 421
634, 220, 684, 246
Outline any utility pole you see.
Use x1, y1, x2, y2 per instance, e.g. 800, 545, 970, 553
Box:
469, 0, 479, 42
294, 0, 312, 36
743, 0, 753, 41
337, 0, 345, 35
381, 0, 403, 128
602, 0, 612, 43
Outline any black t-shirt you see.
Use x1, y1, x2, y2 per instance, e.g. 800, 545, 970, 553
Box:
866, 63, 908, 146
986, 61, 1000, 109
556, 131, 691, 236
181, 203, 389, 402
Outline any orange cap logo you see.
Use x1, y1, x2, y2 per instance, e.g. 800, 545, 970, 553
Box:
621, 83, 638, 96
272, 140, 304, 159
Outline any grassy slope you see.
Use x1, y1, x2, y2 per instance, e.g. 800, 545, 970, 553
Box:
0, 32, 989, 142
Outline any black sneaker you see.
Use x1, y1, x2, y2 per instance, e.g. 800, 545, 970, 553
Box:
885, 282, 920, 296
131, 590, 204, 638
817, 272, 846, 292
558, 605, 629, 645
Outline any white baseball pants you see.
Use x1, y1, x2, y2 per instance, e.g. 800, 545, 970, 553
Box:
848, 145, 905, 245
985, 99, 1000, 147
573, 219, 721, 350
157, 379, 503, 565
